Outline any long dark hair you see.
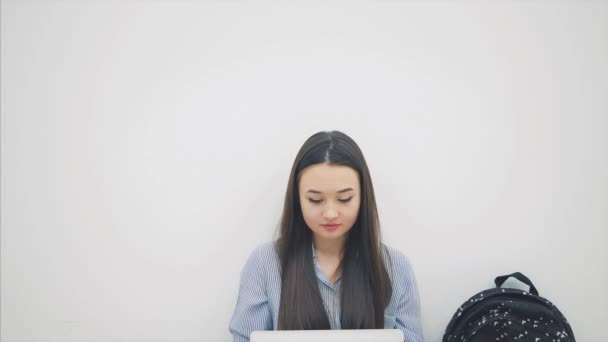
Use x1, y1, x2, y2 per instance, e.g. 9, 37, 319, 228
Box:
276, 130, 392, 330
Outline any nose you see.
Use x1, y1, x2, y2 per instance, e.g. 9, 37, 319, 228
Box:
322, 202, 339, 221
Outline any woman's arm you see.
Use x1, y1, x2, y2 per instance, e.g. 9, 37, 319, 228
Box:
393, 253, 424, 342
229, 245, 273, 342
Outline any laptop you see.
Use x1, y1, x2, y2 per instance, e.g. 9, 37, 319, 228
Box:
250, 329, 404, 342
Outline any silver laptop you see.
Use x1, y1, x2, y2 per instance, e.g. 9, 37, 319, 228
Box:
251, 329, 404, 342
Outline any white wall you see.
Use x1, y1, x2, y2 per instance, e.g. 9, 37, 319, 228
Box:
2, 1, 607, 341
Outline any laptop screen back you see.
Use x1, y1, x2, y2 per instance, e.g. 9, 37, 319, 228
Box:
250, 329, 404, 342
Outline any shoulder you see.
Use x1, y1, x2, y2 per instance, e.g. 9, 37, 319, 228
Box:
243, 240, 280, 269
381, 243, 411, 267
252, 240, 279, 259
380, 243, 416, 281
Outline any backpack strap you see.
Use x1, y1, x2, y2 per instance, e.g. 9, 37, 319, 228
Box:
494, 272, 539, 295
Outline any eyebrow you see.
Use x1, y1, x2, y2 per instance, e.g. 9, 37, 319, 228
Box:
306, 188, 354, 194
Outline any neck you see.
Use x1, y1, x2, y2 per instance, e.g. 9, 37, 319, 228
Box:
313, 235, 347, 259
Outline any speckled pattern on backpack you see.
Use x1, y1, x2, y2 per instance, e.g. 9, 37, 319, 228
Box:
443, 276, 575, 342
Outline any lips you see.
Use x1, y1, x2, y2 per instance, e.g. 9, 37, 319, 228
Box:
321, 224, 341, 231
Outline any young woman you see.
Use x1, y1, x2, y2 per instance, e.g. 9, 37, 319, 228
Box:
229, 131, 423, 342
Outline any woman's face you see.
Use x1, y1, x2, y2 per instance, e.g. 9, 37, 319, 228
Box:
298, 163, 361, 245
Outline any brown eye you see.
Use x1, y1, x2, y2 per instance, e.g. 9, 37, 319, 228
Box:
308, 198, 322, 204
339, 197, 353, 203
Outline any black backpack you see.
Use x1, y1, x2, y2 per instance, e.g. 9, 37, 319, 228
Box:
443, 272, 575, 342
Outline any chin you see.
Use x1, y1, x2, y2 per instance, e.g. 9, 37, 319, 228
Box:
322, 230, 347, 238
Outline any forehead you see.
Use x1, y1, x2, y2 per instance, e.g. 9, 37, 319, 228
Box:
298, 163, 360, 192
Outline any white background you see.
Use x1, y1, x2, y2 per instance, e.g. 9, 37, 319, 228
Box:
2, 1, 607, 341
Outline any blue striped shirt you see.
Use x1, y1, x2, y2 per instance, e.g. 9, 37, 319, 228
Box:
229, 241, 424, 342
